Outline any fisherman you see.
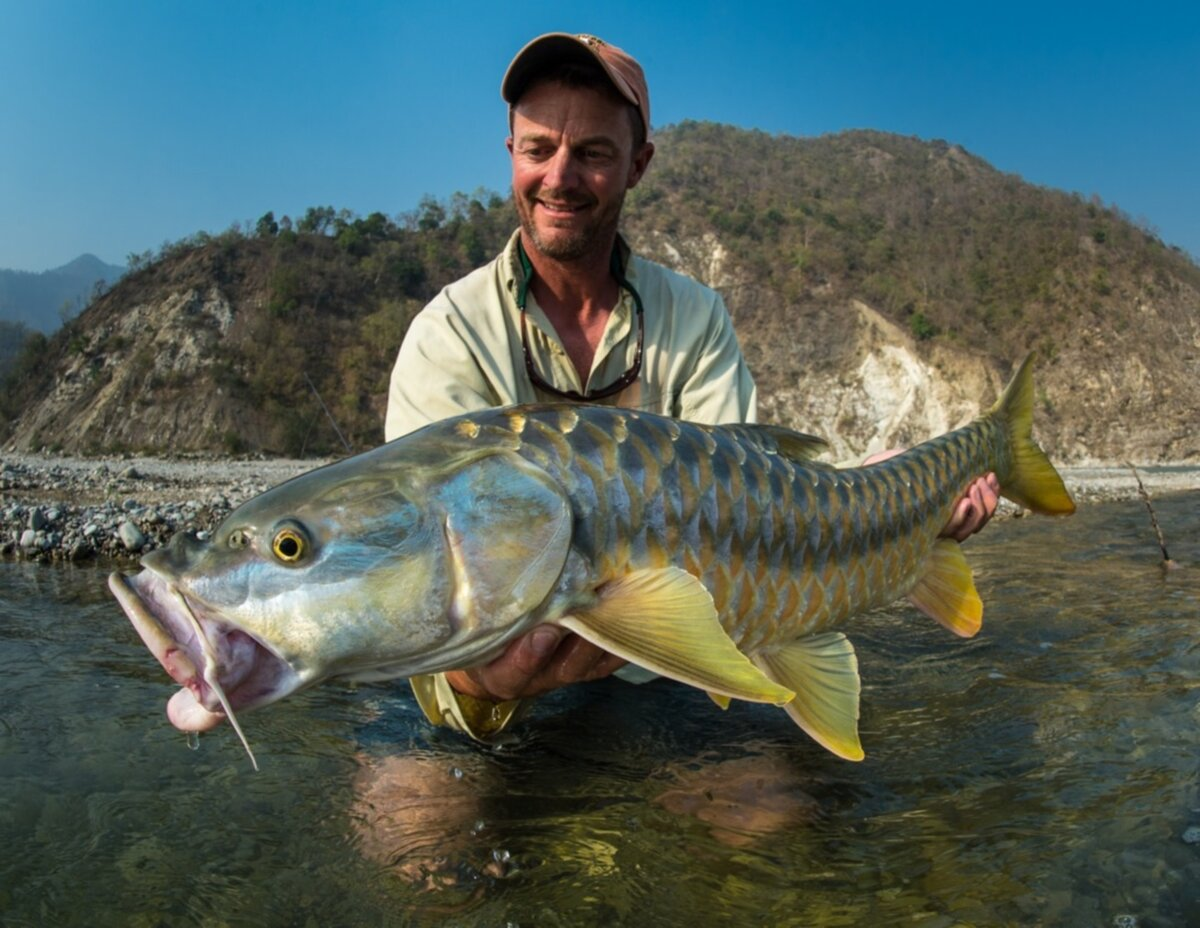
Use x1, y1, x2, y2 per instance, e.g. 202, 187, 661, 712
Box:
384, 32, 999, 740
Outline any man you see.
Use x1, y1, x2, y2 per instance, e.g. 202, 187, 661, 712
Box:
385, 33, 998, 740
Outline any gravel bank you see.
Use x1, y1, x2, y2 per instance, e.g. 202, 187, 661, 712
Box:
0, 453, 330, 564
1, 451, 1196, 565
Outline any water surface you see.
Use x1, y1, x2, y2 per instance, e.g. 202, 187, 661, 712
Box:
1, 494, 1197, 926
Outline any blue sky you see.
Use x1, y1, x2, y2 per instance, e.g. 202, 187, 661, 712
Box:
2, 1, 1197, 272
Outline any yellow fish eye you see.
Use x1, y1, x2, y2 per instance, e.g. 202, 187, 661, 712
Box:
272, 527, 308, 563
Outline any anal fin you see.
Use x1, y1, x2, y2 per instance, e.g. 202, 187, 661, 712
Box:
754, 633, 864, 761
907, 538, 983, 638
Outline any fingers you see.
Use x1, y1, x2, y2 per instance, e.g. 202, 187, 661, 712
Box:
445, 628, 626, 702
862, 448, 904, 466
940, 473, 1001, 541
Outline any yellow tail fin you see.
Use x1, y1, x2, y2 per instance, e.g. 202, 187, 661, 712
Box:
991, 355, 1076, 516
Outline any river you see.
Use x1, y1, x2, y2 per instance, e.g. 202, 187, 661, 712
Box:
1, 492, 1197, 926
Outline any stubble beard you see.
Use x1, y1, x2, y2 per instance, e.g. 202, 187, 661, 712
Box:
517, 187, 626, 263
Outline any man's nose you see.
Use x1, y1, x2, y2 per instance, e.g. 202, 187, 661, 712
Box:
542, 146, 579, 190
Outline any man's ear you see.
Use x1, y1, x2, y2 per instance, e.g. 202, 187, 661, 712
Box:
627, 141, 655, 189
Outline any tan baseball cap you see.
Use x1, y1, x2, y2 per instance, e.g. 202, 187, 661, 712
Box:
501, 33, 651, 140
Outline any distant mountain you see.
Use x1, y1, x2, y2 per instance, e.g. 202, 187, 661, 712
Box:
0, 254, 126, 333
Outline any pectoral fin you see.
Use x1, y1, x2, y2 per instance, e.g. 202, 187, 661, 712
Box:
906, 538, 983, 638
753, 633, 864, 761
558, 567, 794, 705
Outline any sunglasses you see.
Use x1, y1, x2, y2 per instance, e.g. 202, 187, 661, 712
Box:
516, 241, 644, 402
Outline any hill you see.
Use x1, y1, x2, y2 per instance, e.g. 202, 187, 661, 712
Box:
0, 254, 126, 334
2, 125, 1197, 463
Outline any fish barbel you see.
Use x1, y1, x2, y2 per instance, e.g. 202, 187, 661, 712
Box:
110, 354, 1074, 765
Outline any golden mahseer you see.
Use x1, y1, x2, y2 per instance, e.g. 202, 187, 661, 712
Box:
110, 354, 1075, 768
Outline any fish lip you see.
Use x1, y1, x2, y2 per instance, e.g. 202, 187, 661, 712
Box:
108, 570, 302, 725
109, 571, 200, 687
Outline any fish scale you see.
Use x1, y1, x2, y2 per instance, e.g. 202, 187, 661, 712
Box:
488, 404, 968, 650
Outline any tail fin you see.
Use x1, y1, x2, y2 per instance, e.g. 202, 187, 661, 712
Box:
990, 354, 1076, 515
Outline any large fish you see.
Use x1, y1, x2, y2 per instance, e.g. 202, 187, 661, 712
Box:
110, 355, 1074, 767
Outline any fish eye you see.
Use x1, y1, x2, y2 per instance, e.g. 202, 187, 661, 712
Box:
227, 529, 250, 550
271, 527, 309, 564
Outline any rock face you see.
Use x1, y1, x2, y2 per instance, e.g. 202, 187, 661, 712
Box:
630, 231, 1200, 465
4, 284, 247, 454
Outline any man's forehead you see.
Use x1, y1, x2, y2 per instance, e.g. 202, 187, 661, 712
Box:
510, 82, 634, 141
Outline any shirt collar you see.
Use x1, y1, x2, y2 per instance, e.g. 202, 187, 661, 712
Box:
502, 229, 634, 296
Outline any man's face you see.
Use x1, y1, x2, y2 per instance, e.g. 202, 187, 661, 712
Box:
507, 80, 653, 263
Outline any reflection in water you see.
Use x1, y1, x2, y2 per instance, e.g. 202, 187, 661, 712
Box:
654, 749, 823, 847
0, 493, 1197, 926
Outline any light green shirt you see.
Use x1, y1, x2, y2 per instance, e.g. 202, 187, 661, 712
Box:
385, 230, 756, 441
385, 229, 757, 740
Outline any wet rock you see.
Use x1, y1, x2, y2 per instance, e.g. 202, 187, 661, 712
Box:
27, 508, 48, 531
19, 529, 37, 550
1182, 825, 1200, 845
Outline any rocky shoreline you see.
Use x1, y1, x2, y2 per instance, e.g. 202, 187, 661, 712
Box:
0, 453, 328, 564
1, 451, 1197, 565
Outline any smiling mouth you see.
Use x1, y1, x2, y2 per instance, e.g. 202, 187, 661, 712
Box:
535, 194, 593, 216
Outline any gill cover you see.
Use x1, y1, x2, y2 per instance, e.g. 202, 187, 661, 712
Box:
434, 451, 573, 632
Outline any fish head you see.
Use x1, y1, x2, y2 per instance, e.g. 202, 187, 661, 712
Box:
109, 444, 573, 733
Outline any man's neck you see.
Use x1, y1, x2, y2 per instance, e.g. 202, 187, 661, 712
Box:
520, 231, 620, 323
519, 231, 622, 383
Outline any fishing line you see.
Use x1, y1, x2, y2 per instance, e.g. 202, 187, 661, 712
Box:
173, 588, 260, 771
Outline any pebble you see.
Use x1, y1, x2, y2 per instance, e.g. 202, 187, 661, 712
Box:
0, 455, 317, 564
1182, 826, 1200, 845
118, 521, 146, 552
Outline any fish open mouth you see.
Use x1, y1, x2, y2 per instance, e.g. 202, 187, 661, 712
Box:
109, 569, 302, 768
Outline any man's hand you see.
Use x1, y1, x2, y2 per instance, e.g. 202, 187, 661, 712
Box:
445, 627, 627, 702
940, 471, 1000, 541
862, 449, 1000, 542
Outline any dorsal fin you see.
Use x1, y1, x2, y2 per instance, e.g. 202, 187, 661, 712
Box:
717, 424, 831, 462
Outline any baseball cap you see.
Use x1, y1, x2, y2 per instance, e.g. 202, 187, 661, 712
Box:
501, 33, 651, 140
